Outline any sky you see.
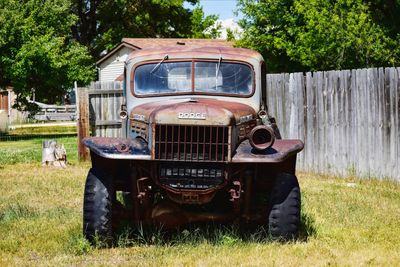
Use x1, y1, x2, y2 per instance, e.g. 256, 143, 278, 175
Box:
184, 0, 243, 39
184, 0, 243, 20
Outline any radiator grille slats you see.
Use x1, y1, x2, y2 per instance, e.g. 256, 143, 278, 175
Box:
159, 163, 225, 189
154, 125, 229, 162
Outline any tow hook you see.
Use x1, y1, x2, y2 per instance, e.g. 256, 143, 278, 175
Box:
229, 180, 242, 201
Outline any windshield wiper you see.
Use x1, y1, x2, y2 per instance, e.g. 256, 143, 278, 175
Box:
150, 54, 169, 74
215, 55, 222, 89
216, 55, 222, 77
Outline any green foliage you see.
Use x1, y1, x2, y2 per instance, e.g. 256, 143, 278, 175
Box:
67, 232, 92, 255
0, 0, 95, 110
190, 5, 221, 39
237, 0, 400, 72
0, 0, 219, 111
72, 0, 220, 56
226, 28, 236, 42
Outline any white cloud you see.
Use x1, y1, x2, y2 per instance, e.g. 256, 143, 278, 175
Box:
216, 18, 243, 40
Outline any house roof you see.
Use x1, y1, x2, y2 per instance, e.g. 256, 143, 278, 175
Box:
122, 38, 233, 48
96, 38, 234, 65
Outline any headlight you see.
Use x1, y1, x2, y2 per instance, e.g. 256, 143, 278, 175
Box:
248, 125, 275, 151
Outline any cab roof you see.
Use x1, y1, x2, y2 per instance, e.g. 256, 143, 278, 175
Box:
126, 46, 264, 64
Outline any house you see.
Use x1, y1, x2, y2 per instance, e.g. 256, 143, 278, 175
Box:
0, 87, 30, 125
96, 38, 234, 82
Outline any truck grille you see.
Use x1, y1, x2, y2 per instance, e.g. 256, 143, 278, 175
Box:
159, 163, 225, 190
154, 125, 230, 162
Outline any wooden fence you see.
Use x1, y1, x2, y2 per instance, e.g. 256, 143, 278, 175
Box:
78, 68, 400, 180
87, 81, 123, 137
76, 81, 123, 159
33, 101, 76, 122
267, 67, 400, 180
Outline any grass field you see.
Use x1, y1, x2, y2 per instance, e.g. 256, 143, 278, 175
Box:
1, 126, 400, 266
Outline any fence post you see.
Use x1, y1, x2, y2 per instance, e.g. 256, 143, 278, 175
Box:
77, 87, 90, 161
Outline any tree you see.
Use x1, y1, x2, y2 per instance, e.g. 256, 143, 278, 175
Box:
190, 5, 221, 39
0, 0, 220, 110
237, 0, 400, 72
0, 0, 94, 110
71, 0, 220, 57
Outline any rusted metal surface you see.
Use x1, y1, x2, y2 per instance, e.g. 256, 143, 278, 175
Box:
83, 45, 306, 233
122, 38, 234, 49
232, 139, 304, 163
242, 170, 253, 221
127, 46, 263, 64
96, 39, 234, 74
83, 137, 150, 159
155, 162, 228, 204
248, 125, 275, 151
154, 125, 230, 162
150, 201, 235, 228
130, 98, 256, 126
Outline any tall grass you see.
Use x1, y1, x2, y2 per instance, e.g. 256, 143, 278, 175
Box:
0, 125, 78, 165
0, 163, 399, 266
5, 125, 77, 136
0, 125, 399, 265
0, 136, 78, 165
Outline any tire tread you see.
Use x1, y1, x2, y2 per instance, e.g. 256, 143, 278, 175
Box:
83, 168, 114, 245
268, 173, 301, 240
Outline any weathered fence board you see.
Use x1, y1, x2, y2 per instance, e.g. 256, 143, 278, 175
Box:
267, 67, 400, 180
88, 81, 123, 138
77, 87, 89, 160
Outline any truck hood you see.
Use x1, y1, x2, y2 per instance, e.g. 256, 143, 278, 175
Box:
130, 98, 256, 126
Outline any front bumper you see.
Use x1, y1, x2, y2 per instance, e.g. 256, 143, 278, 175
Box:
82, 137, 151, 160
83, 136, 304, 163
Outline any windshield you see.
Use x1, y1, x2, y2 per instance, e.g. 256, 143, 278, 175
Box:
134, 61, 253, 96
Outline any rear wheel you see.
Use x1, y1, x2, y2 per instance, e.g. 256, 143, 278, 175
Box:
83, 168, 114, 246
267, 173, 301, 240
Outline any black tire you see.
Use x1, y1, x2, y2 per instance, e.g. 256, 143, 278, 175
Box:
268, 173, 301, 240
83, 168, 114, 246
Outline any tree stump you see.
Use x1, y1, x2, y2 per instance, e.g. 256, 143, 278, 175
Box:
42, 140, 67, 168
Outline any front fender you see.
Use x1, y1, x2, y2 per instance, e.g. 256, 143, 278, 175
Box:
83, 137, 151, 160
232, 139, 304, 163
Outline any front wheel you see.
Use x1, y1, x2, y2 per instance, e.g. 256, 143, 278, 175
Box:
83, 168, 114, 246
267, 173, 301, 240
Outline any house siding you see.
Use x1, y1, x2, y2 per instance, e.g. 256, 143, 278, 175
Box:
99, 46, 134, 82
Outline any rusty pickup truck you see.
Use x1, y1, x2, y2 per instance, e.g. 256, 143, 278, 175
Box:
82, 45, 304, 244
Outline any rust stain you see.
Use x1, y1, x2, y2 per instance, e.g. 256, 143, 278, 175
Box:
130, 98, 256, 126
232, 139, 304, 163
123, 38, 234, 49
127, 46, 263, 64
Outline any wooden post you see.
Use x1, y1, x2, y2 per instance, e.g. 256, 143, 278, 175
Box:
77, 87, 90, 161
